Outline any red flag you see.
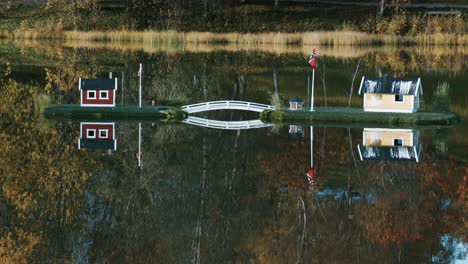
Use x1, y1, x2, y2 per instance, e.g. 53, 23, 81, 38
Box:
306, 166, 317, 189
308, 48, 318, 70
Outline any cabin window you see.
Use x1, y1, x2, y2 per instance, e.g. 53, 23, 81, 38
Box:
99, 129, 108, 138
86, 129, 96, 139
87, 90, 96, 99
100, 91, 109, 99
393, 138, 403, 146
395, 94, 404, 102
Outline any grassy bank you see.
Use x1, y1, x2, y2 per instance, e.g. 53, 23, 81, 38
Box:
260, 108, 461, 126
1, 4, 466, 46
44, 105, 188, 121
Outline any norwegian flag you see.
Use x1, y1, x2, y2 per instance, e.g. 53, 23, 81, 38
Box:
137, 64, 144, 77
306, 167, 316, 189
308, 48, 318, 70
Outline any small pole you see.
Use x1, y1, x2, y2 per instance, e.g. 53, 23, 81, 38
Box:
109, 72, 112, 79
121, 71, 124, 105
139, 63, 142, 108
307, 75, 311, 109
138, 122, 142, 167
311, 69, 315, 111
310, 126, 313, 167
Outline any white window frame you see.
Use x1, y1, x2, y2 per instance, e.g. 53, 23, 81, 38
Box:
99, 129, 108, 138
86, 129, 96, 139
394, 94, 405, 103
393, 138, 404, 146
87, 90, 96, 100
100, 90, 109, 99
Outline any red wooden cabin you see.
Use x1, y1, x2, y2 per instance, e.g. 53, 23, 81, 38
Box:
79, 78, 117, 107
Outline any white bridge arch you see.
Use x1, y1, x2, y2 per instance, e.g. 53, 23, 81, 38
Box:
183, 116, 273, 130
181, 100, 275, 114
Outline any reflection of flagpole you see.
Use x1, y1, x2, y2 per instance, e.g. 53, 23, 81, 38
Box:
311, 69, 315, 111
310, 126, 313, 167
138, 63, 142, 108
138, 122, 142, 168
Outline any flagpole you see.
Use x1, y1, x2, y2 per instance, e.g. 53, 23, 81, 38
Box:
139, 63, 142, 108
138, 122, 142, 168
310, 126, 313, 168
311, 69, 315, 111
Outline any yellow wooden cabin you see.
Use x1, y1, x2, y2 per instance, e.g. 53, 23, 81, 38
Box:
357, 128, 421, 162
358, 76, 422, 113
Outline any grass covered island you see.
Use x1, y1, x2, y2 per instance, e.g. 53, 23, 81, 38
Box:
44, 104, 188, 122
260, 107, 461, 127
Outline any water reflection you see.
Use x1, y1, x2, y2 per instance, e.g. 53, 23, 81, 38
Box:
0, 41, 466, 263
78, 122, 117, 150
357, 128, 421, 162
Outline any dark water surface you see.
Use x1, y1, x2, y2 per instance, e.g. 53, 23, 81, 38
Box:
0, 42, 466, 263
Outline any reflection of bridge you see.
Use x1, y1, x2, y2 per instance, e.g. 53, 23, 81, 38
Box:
181, 100, 275, 114
183, 116, 273, 130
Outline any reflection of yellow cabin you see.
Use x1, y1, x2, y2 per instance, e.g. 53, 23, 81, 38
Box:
358, 128, 421, 162
358, 76, 422, 113
363, 128, 414, 147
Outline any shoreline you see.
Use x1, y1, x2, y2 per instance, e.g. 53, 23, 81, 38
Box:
260, 108, 461, 126
1, 30, 467, 47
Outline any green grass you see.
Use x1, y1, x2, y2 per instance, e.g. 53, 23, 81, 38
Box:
260, 107, 461, 127
44, 104, 187, 121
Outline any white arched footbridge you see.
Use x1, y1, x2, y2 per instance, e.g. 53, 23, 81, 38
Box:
181, 100, 275, 130
181, 100, 275, 114
183, 116, 273, 130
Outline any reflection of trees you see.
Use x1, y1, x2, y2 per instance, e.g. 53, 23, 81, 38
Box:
0, 78, 101, 262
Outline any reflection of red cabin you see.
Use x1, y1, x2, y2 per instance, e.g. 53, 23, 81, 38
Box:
78, 122, 117, 150
79, 78, 117, 107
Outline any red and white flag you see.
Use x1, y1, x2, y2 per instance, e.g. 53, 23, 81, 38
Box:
308, 48, 318, 70
138, 64, 144, 77
307, 166, 317, 190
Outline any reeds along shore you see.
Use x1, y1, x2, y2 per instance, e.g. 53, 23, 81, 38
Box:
1, 30, 467, 46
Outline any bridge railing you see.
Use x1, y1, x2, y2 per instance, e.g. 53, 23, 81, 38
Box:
184, 116, 273, 130
181, 100, 275, 114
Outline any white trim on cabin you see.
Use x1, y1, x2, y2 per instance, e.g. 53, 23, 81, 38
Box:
80, 122, 116, 139
86, 129, 96, 139
358, 76, 365, 95
87, 90, 97, 100
357, 144, 363, 161
413, 146, 419, 162
363, 108, 415, 113
79, 78, 83, 105
80, 103, 116, 107
99, 129, 108, 138
100, 90, 109, 99
364, 128, 413, 132
114, 77, 117, 106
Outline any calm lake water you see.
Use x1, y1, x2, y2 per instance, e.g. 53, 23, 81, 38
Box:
0, 41, 467, 263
